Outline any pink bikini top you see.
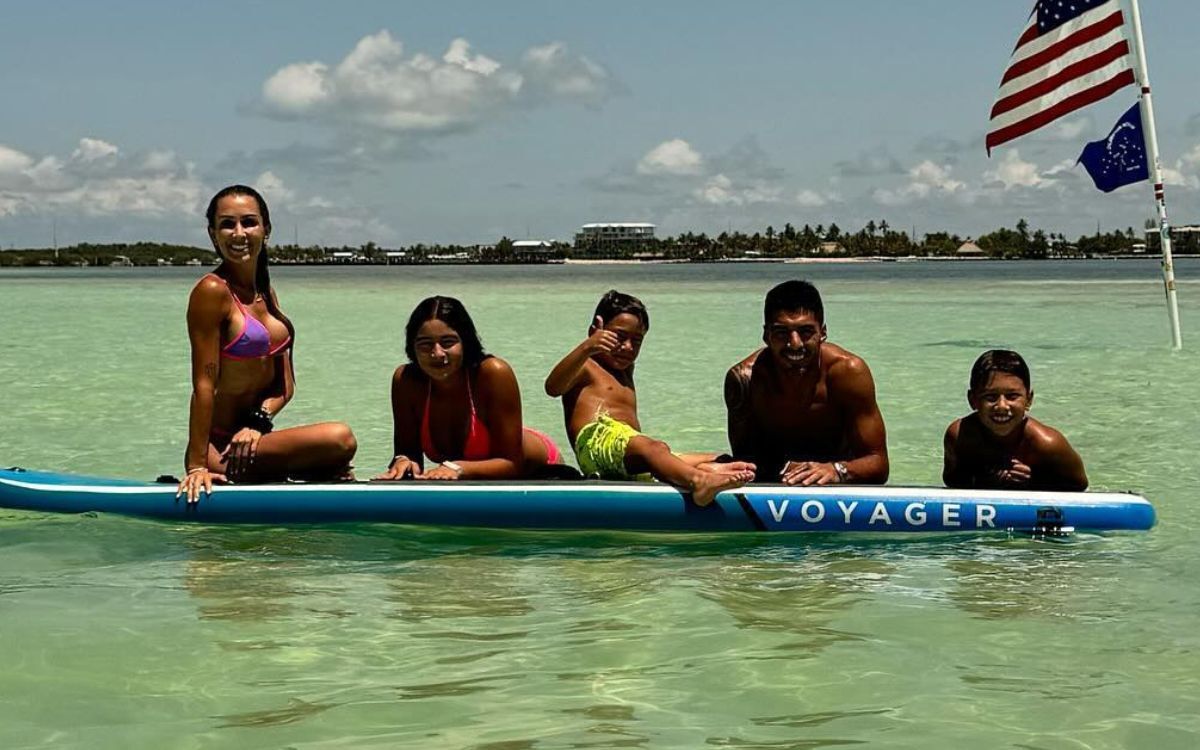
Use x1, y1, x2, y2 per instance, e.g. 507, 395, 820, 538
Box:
421, 377, 492, 462
213, 275, 291, 360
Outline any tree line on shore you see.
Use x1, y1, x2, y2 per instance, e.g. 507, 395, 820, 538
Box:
1, 219, 1193, 267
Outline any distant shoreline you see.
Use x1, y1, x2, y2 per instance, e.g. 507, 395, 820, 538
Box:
0, 253, 1190, 270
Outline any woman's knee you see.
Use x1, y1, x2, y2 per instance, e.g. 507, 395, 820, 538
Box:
326, 422, 358, 459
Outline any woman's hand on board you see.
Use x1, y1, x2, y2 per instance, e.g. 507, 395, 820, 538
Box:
175, 467, 228, 505
416, 462, 463, 481
374, 455, 421, 481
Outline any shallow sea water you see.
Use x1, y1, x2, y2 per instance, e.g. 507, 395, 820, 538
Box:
1, 260, 1199, 749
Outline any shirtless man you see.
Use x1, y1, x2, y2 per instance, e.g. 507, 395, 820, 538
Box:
545, 290, 755, 506
725, 280, 888, 485
943, 349, 1087, 491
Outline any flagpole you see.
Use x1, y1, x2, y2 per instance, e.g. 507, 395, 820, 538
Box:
1127, 0, 1183, 350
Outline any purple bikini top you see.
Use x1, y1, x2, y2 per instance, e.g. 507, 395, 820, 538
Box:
214, 276, 291, 360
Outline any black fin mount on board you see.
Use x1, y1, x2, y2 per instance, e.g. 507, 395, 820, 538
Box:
1032, 506, 1075, 537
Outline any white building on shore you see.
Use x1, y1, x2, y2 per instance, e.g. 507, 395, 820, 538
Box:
574, 222, 655, 255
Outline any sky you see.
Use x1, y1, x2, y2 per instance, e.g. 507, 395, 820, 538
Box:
2, 0, 1199, 249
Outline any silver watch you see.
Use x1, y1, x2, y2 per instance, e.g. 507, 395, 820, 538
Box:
833, 461, 849, 483
441, 461, 464, 477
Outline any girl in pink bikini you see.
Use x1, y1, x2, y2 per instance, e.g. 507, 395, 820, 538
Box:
176, 185, 357, 503
377, 296, 563, 481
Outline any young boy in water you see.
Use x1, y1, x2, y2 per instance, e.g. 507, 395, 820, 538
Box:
545, 290, 755, 506
943, 350, 1088, 491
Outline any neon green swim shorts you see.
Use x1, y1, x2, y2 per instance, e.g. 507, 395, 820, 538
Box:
573, 413, 648, 480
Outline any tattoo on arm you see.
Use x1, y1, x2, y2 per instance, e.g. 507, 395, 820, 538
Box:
204, 363, 218, 380
725, 367, 755, 456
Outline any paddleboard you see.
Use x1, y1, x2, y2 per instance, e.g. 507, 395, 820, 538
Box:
0, 467, 1155, 533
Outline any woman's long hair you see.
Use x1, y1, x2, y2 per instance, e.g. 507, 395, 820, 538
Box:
404, 296, 489, 374
206, 185, 296, 371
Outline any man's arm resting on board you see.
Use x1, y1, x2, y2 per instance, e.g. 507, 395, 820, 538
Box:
724, 364, 759, 462
832, 356, 889, 484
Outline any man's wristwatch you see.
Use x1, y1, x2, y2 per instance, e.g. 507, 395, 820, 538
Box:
833, 461, 849, 483
441, 461, 464, 477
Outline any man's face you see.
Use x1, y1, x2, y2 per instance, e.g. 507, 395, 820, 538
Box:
763, 309, 825, 374
968, 372, 1033, 438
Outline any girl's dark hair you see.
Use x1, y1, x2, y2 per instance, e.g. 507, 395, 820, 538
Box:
969, 349, 1031, 392
593, 289, 649, 331
206, 184, 296, 366
405, 296, 489, 369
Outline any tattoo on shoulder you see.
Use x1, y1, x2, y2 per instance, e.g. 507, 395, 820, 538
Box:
725, 366, 751, 410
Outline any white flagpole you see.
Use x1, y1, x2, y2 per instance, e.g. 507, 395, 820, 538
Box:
1127, 0, 1183, 349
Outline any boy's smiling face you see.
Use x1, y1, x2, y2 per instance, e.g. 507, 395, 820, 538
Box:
593, 312, 645, 371
969, 372, 1033, 438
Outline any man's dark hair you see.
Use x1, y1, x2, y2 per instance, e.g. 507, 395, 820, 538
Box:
593, 289, 649, 331
405, 296, 489, 369
764, 280, 824, 324
969, 349, 1031, 392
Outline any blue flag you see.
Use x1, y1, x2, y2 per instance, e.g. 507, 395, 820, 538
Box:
1078, 103, 1150, 193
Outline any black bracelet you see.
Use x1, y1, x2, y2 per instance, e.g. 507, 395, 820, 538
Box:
247, 408, 274, 434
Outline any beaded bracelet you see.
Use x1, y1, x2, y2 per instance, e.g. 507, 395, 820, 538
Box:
247, 408, 274, 434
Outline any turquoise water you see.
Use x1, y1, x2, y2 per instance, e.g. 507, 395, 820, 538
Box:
1, 260, 1199, 748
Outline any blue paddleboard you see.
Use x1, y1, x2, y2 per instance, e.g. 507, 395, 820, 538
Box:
0, 467, 1155, 533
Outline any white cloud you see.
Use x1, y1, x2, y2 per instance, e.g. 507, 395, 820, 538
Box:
693, 173, 782, 206
25, 156, 69, 190
0, 137, 204, 218
141, 150, 179, 172
71, 137, 119, 163
258, 31, 614, 135
637, 138, 704, 176
874, 160, 965, 205
835, 146, 904, 177
694, 173, 734, 204
1162, 143, 1200, 189
1042, 116, 1092, 141
444, 37, 501, 76
254, 170, 295, 205
520, 42, 611, 102
795, 189, 828, 207
1180, 143, 1200, 169
0, 144, 35, 174
240, 170, 392, 245
262, 61, 331, 114
982, 150, 1042, 189
69, 175, 202, 216
912, 160, 965, 191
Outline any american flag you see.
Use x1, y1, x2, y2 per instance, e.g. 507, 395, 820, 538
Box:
986, 0, 1136, 154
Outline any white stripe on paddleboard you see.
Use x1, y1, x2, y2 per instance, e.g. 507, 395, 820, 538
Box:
0, 476, 1150, 507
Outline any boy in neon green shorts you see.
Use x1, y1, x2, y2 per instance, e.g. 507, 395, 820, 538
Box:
544, 290, 755, 506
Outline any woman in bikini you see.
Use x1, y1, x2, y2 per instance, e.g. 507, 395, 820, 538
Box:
376, 296, 562, 481
176, 185, 357, 503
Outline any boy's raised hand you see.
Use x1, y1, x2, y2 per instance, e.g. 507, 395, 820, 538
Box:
587, 316, 620, 355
